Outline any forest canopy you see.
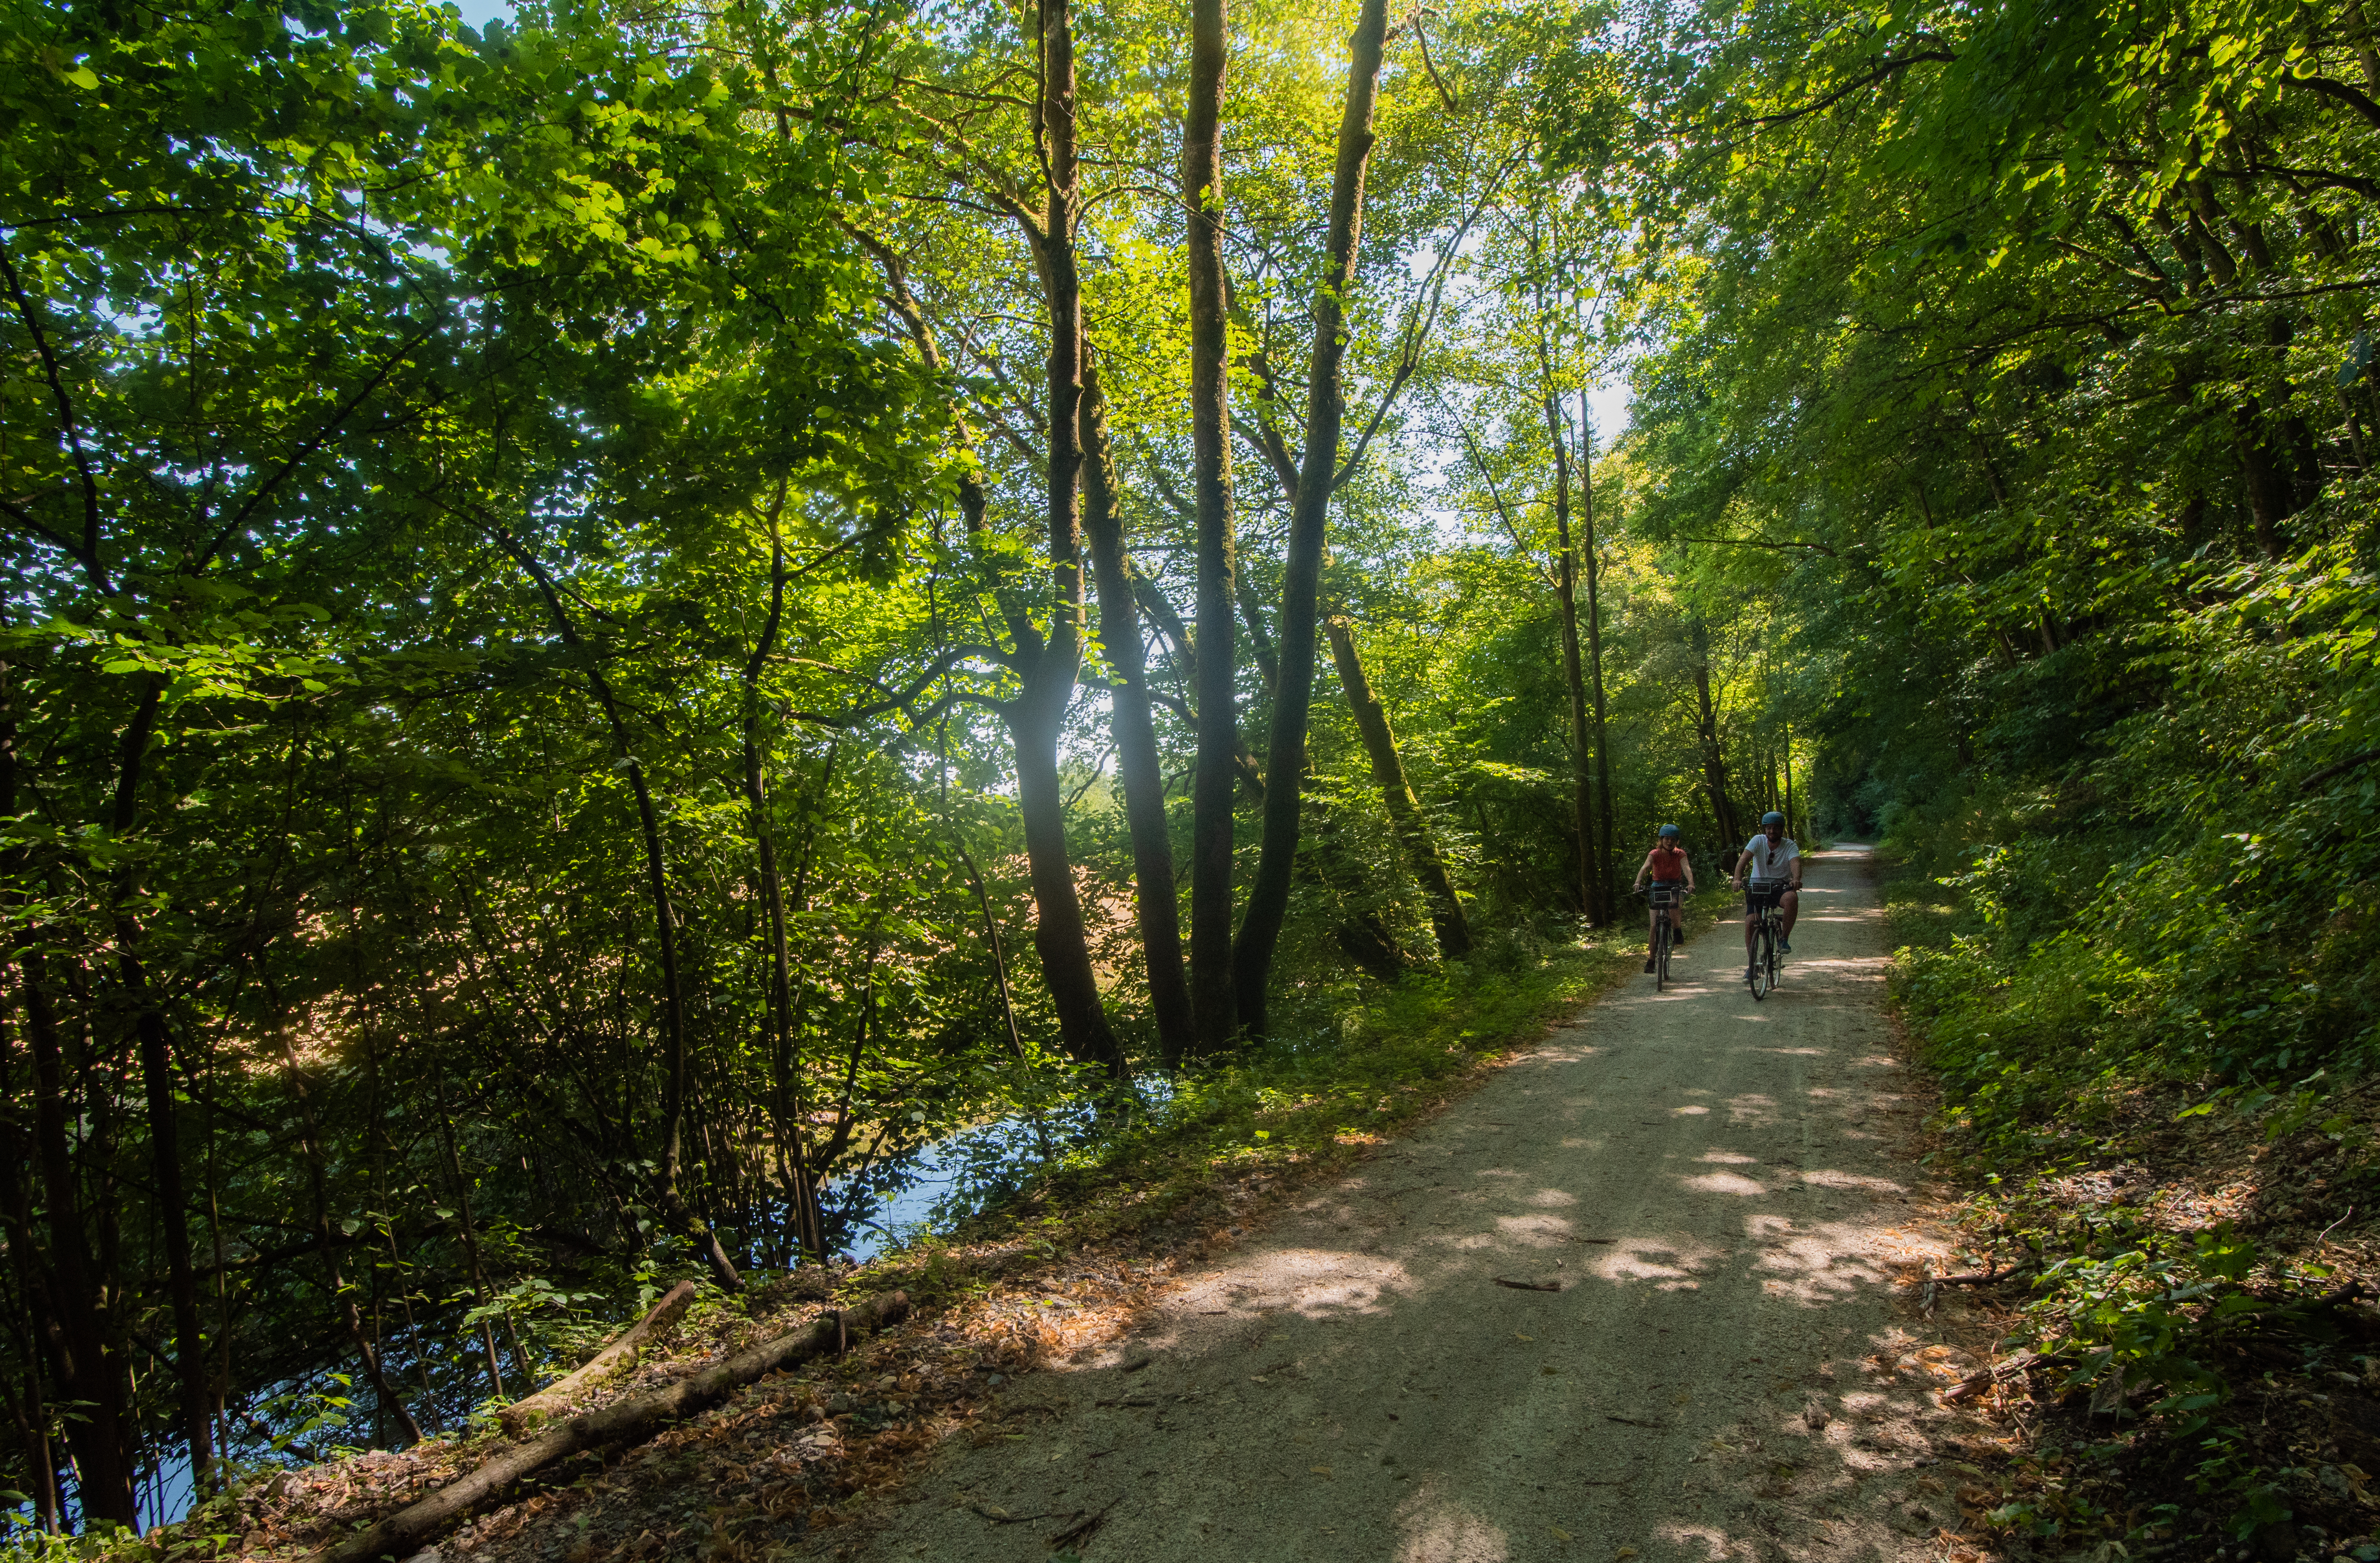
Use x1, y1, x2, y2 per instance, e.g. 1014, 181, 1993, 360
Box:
5, 0, 2378, 1534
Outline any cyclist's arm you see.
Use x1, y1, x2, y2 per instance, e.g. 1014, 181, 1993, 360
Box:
1789, 851, 1804, 888
1682, 853, 1696, 891
1631, 851, 1652, 890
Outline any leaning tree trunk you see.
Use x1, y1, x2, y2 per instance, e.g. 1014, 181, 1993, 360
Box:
1083, 368, 1195, 1064
1183, 0, 1240, 1055
1545, 395, 1600, 922
499, 533, 741, 1292
1323, 617, 1471, 958
1231, 0, 1392, 1037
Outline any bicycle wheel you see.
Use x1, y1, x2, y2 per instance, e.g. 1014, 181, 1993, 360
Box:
1767, 918, 1782, 991
1655, 919, 1671, 990
1751, 924, 1773, 1001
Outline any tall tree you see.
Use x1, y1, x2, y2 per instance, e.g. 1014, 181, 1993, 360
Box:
1182, 0, 1239, 1055
1231, 0, 1393, 1037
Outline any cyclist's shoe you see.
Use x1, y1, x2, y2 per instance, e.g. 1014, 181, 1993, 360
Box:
1779, 938, 1792, 953
1673, 930, 1688, 947
1643, 956, 1657, 973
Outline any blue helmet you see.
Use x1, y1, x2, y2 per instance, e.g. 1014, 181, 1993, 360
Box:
1658, 824, 1680, 839
1762, 811, 1786, 827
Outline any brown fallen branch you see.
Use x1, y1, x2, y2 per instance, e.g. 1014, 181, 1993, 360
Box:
1942, 1349, 2040, 1404
309, 1290, 910, 1563
1493, 1277, 1563, 1292
499, 1280, 697, 1438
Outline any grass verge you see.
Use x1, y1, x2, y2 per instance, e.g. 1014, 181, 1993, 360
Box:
1879, 834, 2380, 1562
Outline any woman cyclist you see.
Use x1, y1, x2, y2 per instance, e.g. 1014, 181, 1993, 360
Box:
1631, 824, 1695, 973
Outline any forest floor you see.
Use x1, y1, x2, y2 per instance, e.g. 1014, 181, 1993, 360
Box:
213, 851, 2025, 1563
811, 846, 1998, 1563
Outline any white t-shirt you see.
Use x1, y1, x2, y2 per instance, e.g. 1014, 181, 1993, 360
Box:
1741, 834, 1800, 885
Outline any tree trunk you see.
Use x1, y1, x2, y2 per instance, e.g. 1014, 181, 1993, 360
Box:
20, 955, 137, 1527
1579, 402, 1618, 924
1545, 396, 1599, 922
1183, 0, 1239, 1056
1009, 0, 1124, 1074
1323, 617, 1470, 958
129, 986, 212, 1486
1691, 624, 1741, 849
1082, 368, 1196, 1065
1231, 0, 1392, 1037
271, 1016, 424, 1445
88, 669, 219, 1488
498, 533, 741, 1291
437, 1085, 511, 1400
740, 512, 828, 1267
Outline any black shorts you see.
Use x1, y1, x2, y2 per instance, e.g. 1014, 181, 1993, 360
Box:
1745, 883, 1793, 915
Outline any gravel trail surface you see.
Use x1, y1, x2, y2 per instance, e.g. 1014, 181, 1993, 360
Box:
848, 846, 1986, 1563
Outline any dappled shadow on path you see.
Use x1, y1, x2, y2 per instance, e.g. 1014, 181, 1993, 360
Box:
850, 849, 1986, 1563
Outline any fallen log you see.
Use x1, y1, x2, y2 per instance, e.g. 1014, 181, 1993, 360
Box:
309, 1290, 911, 1563
499, 1280, 697, 1438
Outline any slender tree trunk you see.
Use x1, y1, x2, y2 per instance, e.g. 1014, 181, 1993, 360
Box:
271, 1018, 423, 1444
1009, 0, 1123, 1074
129, 991, 211, 1487
498, 533, 741, 1291
436, 1089, 510, 1400
739, 510, 828, 1267
1579, 405, 1618, 924
1691, 624, 1740, 848
1082, 368, 1195, 1064
1231, 0, 1392, 1036
1183, 0, 1239, 1055
1545, 397, 1598, 922
1324, 617, 1471, 957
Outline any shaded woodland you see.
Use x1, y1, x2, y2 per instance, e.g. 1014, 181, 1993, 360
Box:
8, 0, 2379, 1535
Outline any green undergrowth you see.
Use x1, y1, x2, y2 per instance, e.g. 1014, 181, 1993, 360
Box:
1879, 778, 2380, 1550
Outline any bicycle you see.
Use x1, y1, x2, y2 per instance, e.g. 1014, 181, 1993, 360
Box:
1636, 883, 1692, 990
1743, 882, 1788, 1000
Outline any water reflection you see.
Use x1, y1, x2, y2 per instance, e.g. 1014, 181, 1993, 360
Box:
824, 1073, 1172, 1261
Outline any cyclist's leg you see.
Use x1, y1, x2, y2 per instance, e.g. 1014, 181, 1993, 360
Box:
1779, 887, 1800, 947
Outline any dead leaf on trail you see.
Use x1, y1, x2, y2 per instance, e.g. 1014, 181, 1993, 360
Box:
1311, 1465, 1332, 1478
1616, 1548, 1639, 1558
1552, 1526, 1575, 1541
1514, 1332, 1536, 1343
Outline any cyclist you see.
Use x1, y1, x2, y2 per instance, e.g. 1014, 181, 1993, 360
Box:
1630, 824, 1695, 973
1730, 811, 1802, 982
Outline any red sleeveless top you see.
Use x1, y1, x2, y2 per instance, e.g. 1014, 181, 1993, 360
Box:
1648, 845, 1686, 882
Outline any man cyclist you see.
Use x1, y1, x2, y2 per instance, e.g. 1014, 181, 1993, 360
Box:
1630, 824, 1695, 973
1730, 811, 1802, 982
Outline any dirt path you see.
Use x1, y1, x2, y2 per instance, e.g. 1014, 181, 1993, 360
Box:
846, 847, 1988, 1563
